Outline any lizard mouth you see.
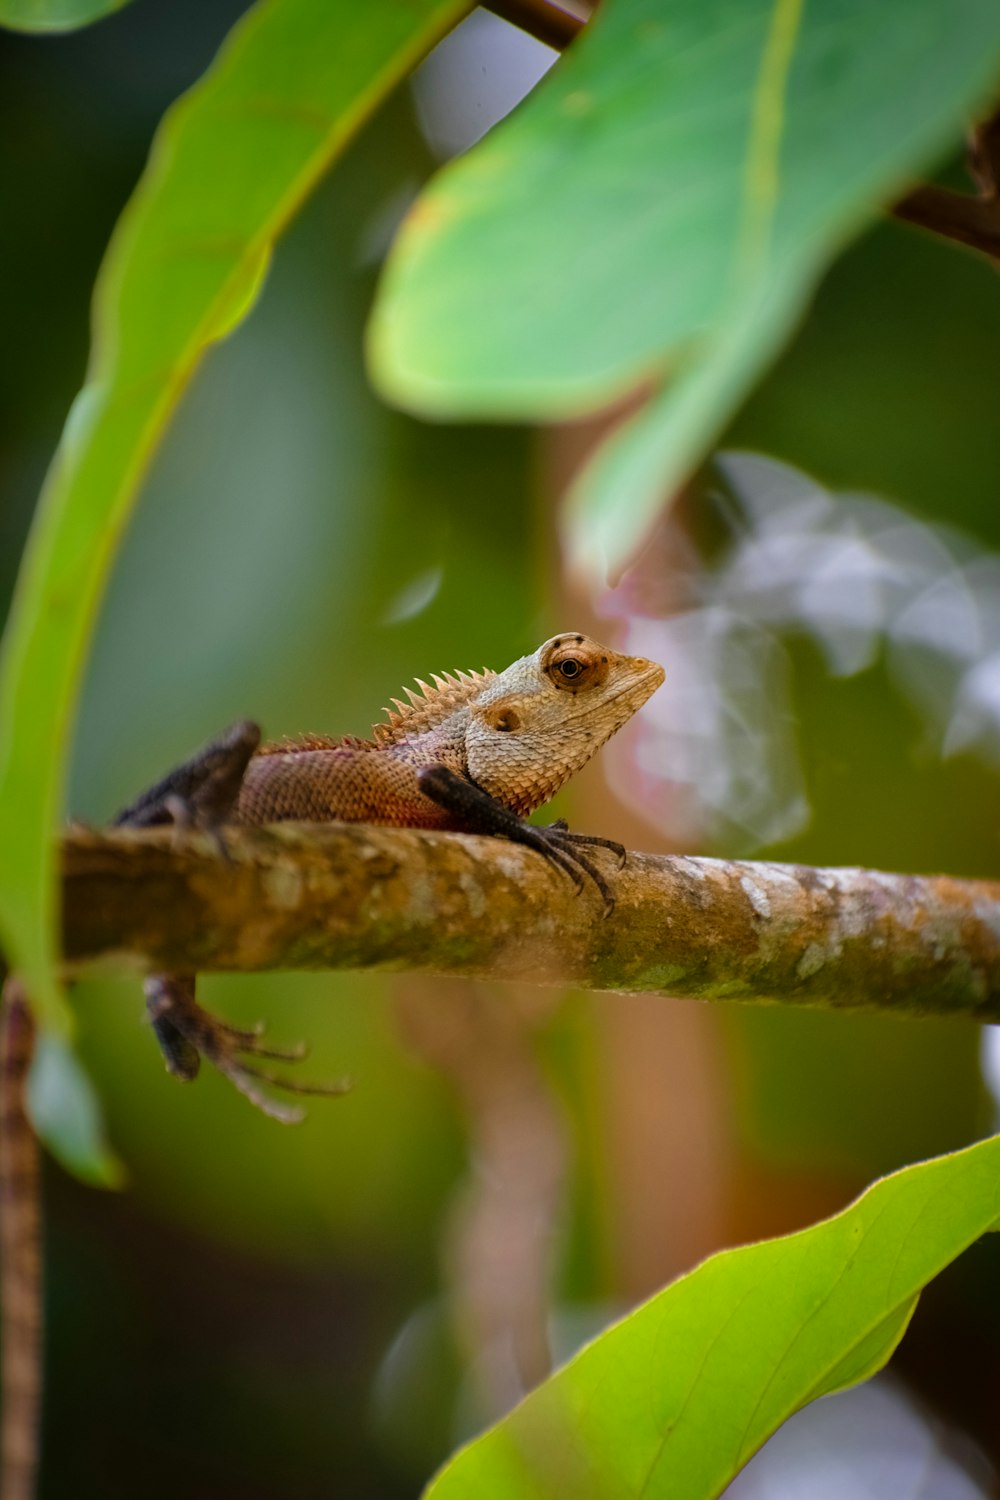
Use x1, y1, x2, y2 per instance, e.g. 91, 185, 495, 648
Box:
562, 660, 665, 722
609, 659, 665, 698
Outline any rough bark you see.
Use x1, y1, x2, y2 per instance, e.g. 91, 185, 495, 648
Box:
60, 823, 1000, 1022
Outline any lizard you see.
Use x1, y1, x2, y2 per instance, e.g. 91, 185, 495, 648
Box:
113, 631, 664, 1120
0, 632, 661, 1496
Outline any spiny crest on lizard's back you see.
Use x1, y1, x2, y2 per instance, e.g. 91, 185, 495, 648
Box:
371, 667, 496, 746
256, 731, 376, 756
254, 671, 495, 756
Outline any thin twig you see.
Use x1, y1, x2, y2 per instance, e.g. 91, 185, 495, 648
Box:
488, 1, 1000, 266
894, 108, 1000, 263
482, 0, 586, 51
59, 823, 1000, 1022
892, 183, 1000, 260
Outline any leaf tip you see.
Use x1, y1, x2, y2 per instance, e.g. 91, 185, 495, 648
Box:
27, 1033, 126, 1190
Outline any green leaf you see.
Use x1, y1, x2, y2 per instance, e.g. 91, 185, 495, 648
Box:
425, 1133, 1000, 1500
369, 0, 1000, 579
0, 0, 469, 1044
27, 1035, 125, 1188
0, 0, 131, 31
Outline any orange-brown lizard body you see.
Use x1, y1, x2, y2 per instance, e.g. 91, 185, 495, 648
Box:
114, 632, 664, 1117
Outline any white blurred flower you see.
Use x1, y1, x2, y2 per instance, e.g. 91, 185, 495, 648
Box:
599, 451, 1000, 849
411, 9, 557, 160
724, 1376, 990, 1500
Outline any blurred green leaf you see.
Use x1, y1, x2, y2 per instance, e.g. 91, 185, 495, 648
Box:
0, 0, 131, 31
369, 0, 1000, 579
0, 0, 469, 1043
27, 1034, 125, 1187
426, 1133, 1000, 1499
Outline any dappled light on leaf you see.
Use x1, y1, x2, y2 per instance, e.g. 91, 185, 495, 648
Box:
601, 453, 1000, 852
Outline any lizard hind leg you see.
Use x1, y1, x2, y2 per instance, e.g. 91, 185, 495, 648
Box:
112, 719, 261, 833
144, 974, 351, 1125
117, 723, 348, 1122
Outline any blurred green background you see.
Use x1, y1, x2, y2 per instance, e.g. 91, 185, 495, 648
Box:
3, 3, 1000, 1495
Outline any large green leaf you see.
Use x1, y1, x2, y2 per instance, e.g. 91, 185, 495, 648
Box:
0, 0, 469, 1165
369, 0, 1000, 578
426, 1132, 1000, 1499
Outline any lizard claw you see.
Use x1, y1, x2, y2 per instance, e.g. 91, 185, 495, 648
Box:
416, 765, 624, 912
212, 1057, 352, 1126
535, 824, 624, 914
144, 975, 351, 1122
216, 1019, 310, 1062
532, 826, 618, 915
541, 822, 626, 870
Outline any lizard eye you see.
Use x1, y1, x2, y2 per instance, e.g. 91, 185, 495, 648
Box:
546, 654, 597, 690
541, 635, 607, 691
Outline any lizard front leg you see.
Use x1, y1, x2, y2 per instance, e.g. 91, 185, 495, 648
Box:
416, 766, 625, 915
115, 722, 347, 1122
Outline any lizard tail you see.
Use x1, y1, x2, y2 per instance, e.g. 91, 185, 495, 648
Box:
0, 977, 42, 1500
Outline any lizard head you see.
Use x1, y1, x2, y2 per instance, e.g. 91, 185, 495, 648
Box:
465, 632, 664, 816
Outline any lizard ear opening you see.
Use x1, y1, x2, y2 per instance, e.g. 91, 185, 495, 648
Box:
484, 706, 521, 733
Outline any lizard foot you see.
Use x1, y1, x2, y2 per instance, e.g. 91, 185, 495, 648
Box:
145, 975, 351, 1125
537, 821, 627, 914
542, 819, 627, 867
417, 766, 624, 915
529, 825, 619, 915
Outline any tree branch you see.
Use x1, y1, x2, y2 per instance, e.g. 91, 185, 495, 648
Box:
892, 182, 1000, 261
60, 823, 1000, 1022
892, 108, 1000, 263
483, 0, 586, 52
